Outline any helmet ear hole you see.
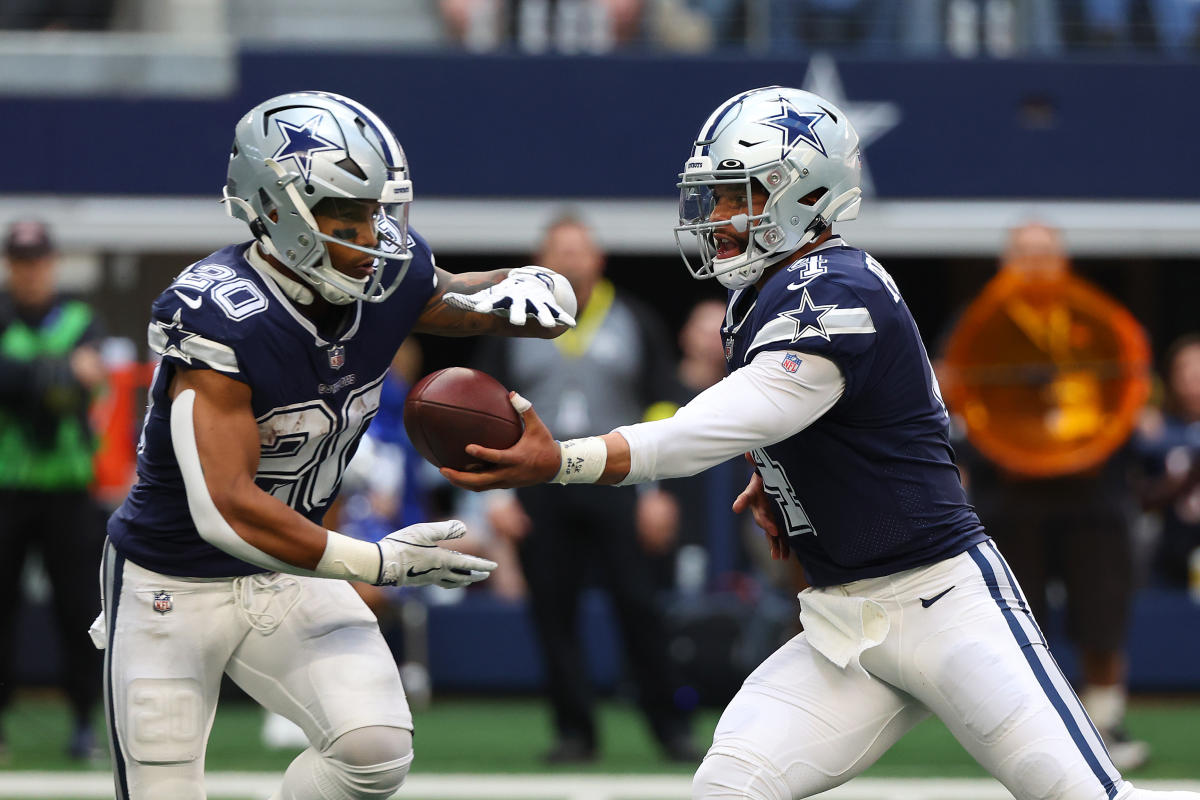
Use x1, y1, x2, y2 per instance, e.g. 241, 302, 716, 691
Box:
798, 188, 828, 207
335, 156, 367, 180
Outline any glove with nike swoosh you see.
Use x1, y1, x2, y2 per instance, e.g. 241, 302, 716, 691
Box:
443, 266, 578, 328
375, 520, 498, 588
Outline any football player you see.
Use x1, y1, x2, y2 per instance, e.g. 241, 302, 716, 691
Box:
443, 87, 1200, 800
98, 91, 576, 800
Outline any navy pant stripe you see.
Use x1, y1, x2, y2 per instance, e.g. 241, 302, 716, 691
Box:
968, 544, 1119, 799
102, 542, 130, 800
982, 541, 1117, 755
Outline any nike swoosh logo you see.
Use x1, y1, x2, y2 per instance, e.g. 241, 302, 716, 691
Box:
920, 586, 955, 608
174, 290, 203, 310
407, 566, 438, 578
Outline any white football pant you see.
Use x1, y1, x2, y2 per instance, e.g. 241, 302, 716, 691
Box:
695, 540, 1199, 800
98, 542, 412, 800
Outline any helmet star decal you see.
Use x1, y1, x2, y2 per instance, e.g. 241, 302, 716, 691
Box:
272, 114, 342, 182
760, 99, 827, 158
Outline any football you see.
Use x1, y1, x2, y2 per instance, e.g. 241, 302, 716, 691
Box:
403, 367, 524, 471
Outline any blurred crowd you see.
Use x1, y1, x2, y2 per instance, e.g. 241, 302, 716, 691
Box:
3, 212, 1200, 764
1, 0, 1198, 58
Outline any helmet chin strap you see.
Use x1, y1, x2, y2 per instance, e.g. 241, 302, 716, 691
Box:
245, 241, 317, 305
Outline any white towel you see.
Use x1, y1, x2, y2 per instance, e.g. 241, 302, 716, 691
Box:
88, 612, 106, 650
798, 588, 890, 678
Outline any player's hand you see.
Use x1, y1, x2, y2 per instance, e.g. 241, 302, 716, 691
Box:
443, 266, 577, 328
441, 393, 562, 491
376, 520, 498, 588
733, 467, 789, 560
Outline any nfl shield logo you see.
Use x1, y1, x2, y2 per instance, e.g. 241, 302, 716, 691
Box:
724, 335, 735, 362
327, 345, 345, 370
153, 590, 173, 615
782, 353, 802, 373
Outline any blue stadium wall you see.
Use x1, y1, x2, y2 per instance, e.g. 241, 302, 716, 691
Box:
3, 53, 1198, 199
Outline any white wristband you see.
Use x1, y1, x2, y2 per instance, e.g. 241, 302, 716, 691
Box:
314, 530, 384, 583
553, 437, 608, 484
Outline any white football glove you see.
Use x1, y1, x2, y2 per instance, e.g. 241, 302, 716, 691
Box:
443, 266, 577, 328
375, 520, 498, 588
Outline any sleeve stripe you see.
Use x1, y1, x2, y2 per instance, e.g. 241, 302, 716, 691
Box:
148, 323, 240, 374
746, 307, 876, 355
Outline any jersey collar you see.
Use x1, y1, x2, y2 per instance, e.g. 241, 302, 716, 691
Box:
244, 245, 362, 346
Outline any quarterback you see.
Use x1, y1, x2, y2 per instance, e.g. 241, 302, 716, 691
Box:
444, 87, 1199, 800
99, 91, 576, 800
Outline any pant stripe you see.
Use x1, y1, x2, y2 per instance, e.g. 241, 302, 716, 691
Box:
102, 542, 130, 800
968, 543, 1121, 799
981, 541, 1120, 771
982, 540, 1043, 642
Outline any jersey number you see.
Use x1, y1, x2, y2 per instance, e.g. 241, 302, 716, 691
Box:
255, 377, 384, 511
171, 263, 268, 321
751, 448, 816, 538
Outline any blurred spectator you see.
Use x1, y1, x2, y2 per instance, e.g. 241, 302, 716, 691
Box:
475, 214, 697, 764
1070, 0, 1199, 54
766, 0, 884, 53
648, 0, 740, 51
653, 298, 744, 592
440, 0, 643, 52
0, 220, 106, 761
1135, 334, 1200, 589
941, 221, 1151, 772
0, 0, 115, 29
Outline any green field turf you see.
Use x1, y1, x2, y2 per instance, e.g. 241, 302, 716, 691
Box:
4, 692, 1200, 780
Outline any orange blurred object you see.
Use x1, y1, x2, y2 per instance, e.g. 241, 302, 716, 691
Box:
91, 361, 157, 506
941, 266, 1150, 478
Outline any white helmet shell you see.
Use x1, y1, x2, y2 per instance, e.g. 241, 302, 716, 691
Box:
223, 91, 414, 304
675, 87, 863, 289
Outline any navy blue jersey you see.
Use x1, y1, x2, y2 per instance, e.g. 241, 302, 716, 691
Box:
723, 236, 986, 586
108, 234, 437, 577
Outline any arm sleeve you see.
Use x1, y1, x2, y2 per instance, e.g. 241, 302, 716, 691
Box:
614, 349, 845, 484
170, 388, 312, 574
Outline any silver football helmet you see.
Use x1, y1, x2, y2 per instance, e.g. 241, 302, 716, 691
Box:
675, 86, 862, 290
223, 91, 414, 304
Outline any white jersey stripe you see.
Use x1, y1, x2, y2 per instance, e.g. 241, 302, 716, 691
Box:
747, 307, 876, 356
148, 323, 240, 374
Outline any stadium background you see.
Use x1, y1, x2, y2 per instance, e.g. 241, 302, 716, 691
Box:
2, 1, 1200, 797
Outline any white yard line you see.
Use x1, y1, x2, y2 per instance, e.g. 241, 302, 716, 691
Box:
2, 773, 1199, 799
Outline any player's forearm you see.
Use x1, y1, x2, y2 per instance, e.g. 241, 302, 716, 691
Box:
172, 388, 383, 581
211, 478, 329, 568
597, 432, 632, 485
614, 351, 845, 484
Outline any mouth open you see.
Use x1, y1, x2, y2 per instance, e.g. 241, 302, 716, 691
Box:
714, 233, 744, 260
348, 260, 376, 279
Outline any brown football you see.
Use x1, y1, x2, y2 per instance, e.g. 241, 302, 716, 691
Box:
403, 367, 524, 471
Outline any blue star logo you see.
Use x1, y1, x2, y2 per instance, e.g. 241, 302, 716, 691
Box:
760, 99, 827, 158
272, 114, 342, 181
155, 308, 198, 363
781, 289, 836, 341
